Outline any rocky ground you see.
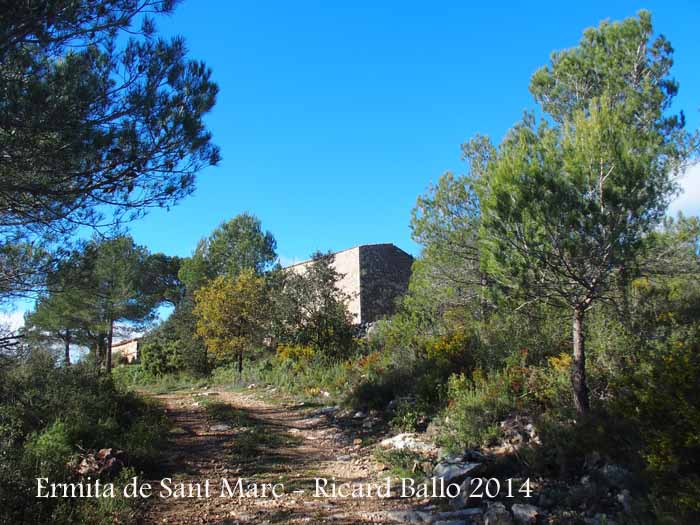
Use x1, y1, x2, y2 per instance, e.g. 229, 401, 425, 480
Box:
139, 386, 629, 524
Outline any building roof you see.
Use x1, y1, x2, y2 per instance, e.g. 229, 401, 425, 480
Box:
283, 243, 412, 270
111, 337, 140, 348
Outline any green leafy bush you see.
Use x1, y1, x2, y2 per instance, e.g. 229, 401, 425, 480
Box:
0, 350, 169, 524
611, 329, 700, 520
23, 420, 73, 479
390, 401, 423, 432
438, 368, 519, 451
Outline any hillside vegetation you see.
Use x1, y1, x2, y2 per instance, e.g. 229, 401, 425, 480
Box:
1, 5, 698, 524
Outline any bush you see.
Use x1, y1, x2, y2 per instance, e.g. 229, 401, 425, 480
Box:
24, 420, 73, 479
140, 338, 177, 376
140, 297, 209, 375
0, 349, 170, 524
390, 401, 424, 432
275, 344, 315, 366
611, 328, 700, 520
438, 368, 520, 451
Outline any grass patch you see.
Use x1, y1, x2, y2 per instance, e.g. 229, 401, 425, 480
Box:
113, 365, 209, 394
373, 448, 431, 481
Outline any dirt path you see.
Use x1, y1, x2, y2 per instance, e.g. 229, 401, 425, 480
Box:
140, 388, 426, 524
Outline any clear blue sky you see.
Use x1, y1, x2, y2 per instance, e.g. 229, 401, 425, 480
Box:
128, 0, 700, 264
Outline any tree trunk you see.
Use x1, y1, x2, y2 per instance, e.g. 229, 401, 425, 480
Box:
106, 318, 114, 374
237, 350, 243, 375
64, 329, 71, 366
479, 272, 488, 321
97, 335, 106, 371
572, 307, 590, 415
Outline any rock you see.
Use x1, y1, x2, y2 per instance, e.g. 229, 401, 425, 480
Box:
353, 410, 367, 419
384, 508, 482, 524
433, 460, 482, 483
315, 406, 339, 416
498, 415, 540, 450
353, 438, 363, 446
193, 391, 218, 397
210, 424, 231, 432
510, 503, 539, 524
321, 390, 331, 398
450, 477, 480, 509
336, 455, 352, 461
484, 502, 513, 525
380, 433, 437, 453
385, 509, 431, 522
434, 508, 483, 522
73, 448, 125, 478
247, 383, 256, 389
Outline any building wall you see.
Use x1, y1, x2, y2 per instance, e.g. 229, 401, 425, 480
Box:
358, 244, 414, 324
111, 339, 139, 363
288, 247, 362, 322
287, 244, 413, 325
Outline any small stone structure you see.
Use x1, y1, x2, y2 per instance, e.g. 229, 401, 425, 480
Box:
286, 243, 413, 325
110, 338, 140, 363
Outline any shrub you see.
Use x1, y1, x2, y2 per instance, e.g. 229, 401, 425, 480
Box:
275, 344, 315, 365
438, 369, 519, 451
527, 352, 575, 416
373, 448, 430, 480
23, 420, 73, 479
611, 329, 700, 520
390, 401, 423, 432
140, 338, 176, 375
424, 331, 475, 373
0, 349, 170, 524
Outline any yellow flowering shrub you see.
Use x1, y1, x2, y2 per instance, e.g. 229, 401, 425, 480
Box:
276, 344, 315, 364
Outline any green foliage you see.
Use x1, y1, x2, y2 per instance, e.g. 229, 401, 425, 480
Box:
140, 296, 209, 376
0, 350, 169, 524
478, 12, 692, 414
76, 467, 141, 525
611, 328, 700, 518
179, 213, 277, 291
411, 169, 488, 316
24, 235, 180, 371
529, 10, 679, 127
139, 338, 178, 376
0, 0, 219, 298
438, 370, 519, 451
373, 448, 430, 480
112, 364, 208, 394
193, 270, 269, 368
23, 420, 73, 479
270, 252, 356, 359
390, 401, 424, 433
0, 1, 219, 233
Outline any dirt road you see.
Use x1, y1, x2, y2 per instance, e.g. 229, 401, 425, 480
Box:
141, 388, 425, 524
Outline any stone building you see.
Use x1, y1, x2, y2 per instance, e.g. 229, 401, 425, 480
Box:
286, 243, 414, 325
111, 338, 140, 363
